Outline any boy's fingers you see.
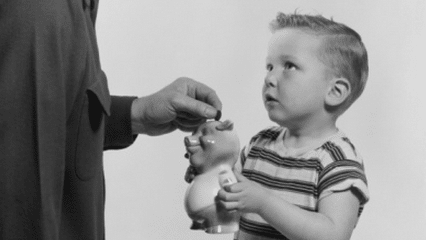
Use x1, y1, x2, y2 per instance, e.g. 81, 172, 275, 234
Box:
217, 189, 230, 200
216, 191, 239, 211
222, 182, 243, 194
218, 201, 239, 211
223, 184, 233, 192
217, 188, 239, 201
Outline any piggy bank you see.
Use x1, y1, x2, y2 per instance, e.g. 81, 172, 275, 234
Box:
183, 120, 240, 234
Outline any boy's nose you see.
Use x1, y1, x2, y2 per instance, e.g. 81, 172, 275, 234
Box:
264, 74, 277, 87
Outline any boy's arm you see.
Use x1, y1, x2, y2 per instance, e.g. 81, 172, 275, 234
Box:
259, 189, 359, 240
219, 172, 360, 240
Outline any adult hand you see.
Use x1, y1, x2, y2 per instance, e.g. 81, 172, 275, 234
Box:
131, 77, 222, 136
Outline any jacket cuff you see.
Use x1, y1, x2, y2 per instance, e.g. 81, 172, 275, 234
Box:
104, 95, 138, 150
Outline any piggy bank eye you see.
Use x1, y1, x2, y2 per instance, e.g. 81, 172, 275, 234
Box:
201, 129, 208, 135
201, 128, 213, 136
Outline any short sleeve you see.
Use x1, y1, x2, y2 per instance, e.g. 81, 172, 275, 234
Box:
234, 145, 248, 173
318, 160, 369, 206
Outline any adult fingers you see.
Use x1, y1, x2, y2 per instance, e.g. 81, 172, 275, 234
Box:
176, 111, 204, 120
197, 89, 222, 114
172, 95, 220, 120
173, 116, 206, 132
183, 78, 222, 111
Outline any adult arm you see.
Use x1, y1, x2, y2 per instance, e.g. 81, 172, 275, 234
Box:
104, 77, 222, 149
104, 96, 137, 150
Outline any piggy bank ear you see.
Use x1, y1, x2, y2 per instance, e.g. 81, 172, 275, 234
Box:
216, 120, 234, 131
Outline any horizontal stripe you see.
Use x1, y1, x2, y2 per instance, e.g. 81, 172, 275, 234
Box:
248, 146, 323, 171
237, 127, 369, 239
243, 157, 319, 183
251, 128, 281, 144
240, 217, 289, 239
243, 169, 318, 196
318, 170, 368, 194
319, 160, 365, 181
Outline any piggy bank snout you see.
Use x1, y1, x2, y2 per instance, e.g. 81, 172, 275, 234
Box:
185, 136, 200, 147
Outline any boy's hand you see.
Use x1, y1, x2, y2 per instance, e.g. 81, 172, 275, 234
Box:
216, 171, 268, 214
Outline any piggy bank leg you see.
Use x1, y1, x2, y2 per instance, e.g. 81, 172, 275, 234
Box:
190, 220, 205, 230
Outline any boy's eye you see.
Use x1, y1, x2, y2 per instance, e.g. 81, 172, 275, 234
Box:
266, 64, 273, 71
283, 62, 297, 70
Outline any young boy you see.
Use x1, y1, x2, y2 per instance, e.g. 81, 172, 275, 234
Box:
217, 13, 370, 240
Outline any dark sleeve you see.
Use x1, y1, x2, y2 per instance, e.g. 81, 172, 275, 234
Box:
104, 95, 138, 150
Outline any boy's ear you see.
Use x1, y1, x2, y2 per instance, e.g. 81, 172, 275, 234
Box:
325, 78, 351, 107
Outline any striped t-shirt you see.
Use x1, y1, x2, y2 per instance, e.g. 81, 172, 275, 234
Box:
234, 126, 369, 240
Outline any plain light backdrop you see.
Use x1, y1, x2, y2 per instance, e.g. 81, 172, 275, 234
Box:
97, 1, 426, 239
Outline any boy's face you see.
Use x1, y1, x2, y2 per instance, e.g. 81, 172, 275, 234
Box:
263, 28, 332, 128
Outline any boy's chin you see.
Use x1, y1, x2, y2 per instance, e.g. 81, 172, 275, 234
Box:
267, 111, 285, 125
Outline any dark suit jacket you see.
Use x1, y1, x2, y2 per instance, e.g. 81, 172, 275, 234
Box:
0, 0, 136, 239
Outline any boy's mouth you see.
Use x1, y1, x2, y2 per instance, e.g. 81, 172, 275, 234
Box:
264, 94, 277, 102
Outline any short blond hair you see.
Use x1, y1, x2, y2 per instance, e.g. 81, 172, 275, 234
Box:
270, 13, 369, 114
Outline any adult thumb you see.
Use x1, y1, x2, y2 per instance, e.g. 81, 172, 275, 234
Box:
174, 95, 220, 119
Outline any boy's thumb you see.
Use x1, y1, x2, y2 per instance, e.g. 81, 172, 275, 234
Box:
234, 170, 248, 182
